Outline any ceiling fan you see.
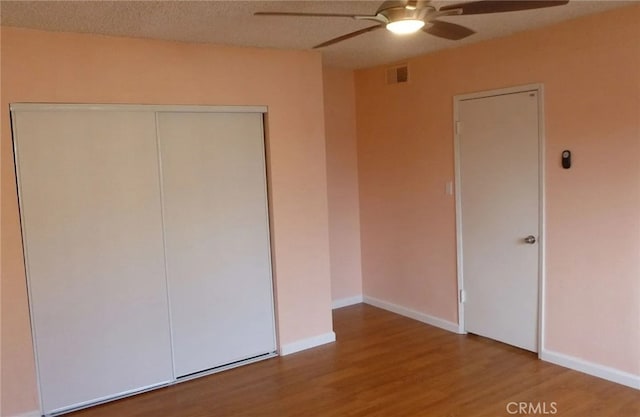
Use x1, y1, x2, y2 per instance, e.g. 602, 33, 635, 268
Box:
255, 0, 570, 48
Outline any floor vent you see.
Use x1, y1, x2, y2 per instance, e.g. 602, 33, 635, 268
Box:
386, 64, 409, 84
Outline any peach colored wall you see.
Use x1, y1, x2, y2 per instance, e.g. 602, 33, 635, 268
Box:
322, 67, 363, 302
355, 5, 639, 376
0, 27, 333, 416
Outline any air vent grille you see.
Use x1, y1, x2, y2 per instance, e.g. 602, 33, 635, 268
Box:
386, 64, 409, 85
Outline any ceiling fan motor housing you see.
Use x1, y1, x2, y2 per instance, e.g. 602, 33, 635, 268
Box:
376, 1, 435, 23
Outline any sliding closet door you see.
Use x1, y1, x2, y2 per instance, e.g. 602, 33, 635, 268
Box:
157, 112, 276, 377
13, 108, 173, 414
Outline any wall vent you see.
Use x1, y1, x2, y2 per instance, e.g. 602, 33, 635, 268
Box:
386, 64, 409, 85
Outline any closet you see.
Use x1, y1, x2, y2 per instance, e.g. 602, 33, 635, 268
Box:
11, 104, 277, 415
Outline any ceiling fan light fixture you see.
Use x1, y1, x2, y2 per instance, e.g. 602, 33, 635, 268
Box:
386, 19, 425, 35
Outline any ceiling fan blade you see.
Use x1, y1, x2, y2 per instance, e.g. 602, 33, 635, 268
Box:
313, 25, 384, 49
423, 20, 475, 40
440, 1, 569, 15
254, 11, 374, 19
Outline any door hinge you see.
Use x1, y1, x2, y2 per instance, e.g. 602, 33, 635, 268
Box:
459, 289, 466, 303
455, 121, 462, 135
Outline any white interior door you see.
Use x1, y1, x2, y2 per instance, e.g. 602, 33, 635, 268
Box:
13, 109, 173, 414
457, 89, 540, 352
157, 112, 276, 377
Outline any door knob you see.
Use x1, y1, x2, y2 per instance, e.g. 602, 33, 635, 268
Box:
524, 235, 536, 244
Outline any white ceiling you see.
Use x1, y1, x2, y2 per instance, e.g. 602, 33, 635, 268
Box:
0, 0, 634, 69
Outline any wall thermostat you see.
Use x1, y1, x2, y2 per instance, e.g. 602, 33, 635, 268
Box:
562, 150, 571, 169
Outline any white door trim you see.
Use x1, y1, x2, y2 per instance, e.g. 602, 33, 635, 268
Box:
9, 103, 268, 113
453, 83, 546, 354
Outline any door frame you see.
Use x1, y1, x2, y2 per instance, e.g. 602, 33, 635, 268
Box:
452, 84, 546, 354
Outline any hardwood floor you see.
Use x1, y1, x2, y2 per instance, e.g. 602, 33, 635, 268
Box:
70, 304, 639, 417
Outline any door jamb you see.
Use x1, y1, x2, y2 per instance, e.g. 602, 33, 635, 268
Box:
452, 83, 546, 355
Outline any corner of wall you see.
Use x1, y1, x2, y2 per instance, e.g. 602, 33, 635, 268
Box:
322, 67, 364, 304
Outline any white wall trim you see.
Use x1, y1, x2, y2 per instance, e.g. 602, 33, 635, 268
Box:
10, 103, 267, 114
540, 349, 640, 390
332, 295, 363, 309
363, 296, 461, 334
453, 83, 544, 101
279, 332, 336, 356
11, 110, 46, 417
7, 411, 41, 417
536, 85, 547, 353
452, 95, 466, 334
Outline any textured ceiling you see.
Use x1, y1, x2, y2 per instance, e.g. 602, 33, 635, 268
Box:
0, 0, 634, 68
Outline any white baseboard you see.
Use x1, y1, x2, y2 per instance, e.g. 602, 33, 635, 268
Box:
540, 349, 640, 390
363, 295, 460, 334
8, 411, 40, 417
279, 331, 336, 356
332, 295, 363, 309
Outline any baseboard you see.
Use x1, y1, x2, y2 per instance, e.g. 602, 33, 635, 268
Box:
540, 349, 640, 390
332, 295, 363, 309
8, 410, 40, 417
279, 331, 336, 356
363, 295, 460, 334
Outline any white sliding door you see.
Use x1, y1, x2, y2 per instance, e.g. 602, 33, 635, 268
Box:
13, 109, 173, 414
157, 112, 276, 377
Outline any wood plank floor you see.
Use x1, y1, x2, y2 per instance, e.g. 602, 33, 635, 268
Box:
70, 304, 639, 417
